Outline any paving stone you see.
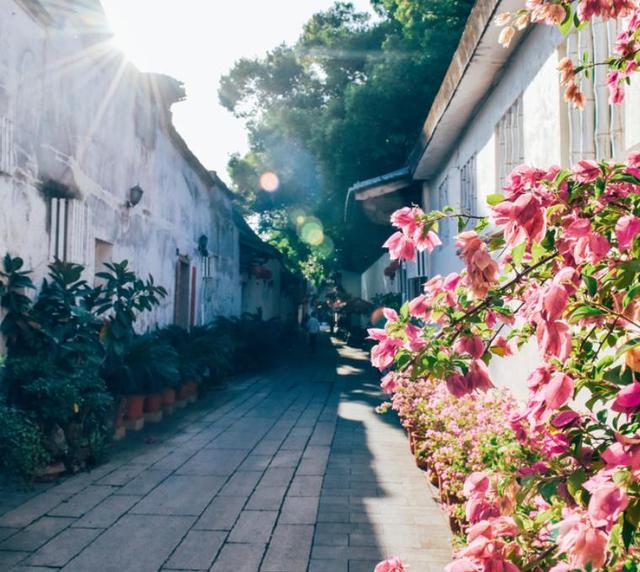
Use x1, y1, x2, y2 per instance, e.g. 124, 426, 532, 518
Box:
48, 486, 115, 518
0, 550, 29, 568
259, 467, 295, 487
238, 455, 272, 471
26, 527, 102, 567
164, 530, 226, 570
71, 495, 140, 529
131, 476, 225, 516
279, 496, 319, 525
309, 559, 349, 572
115, 469, 172, 496
246, 486, 287, 511
209, 542, 265, 572
269, 450, 303, 469
61, 515, 194, 572
0, 517, 74, 551
0, 494, 67, 528
288, 476, 323, 497
219, 471, 263, 496
193, 495, 245, 531
97, 464, 147, 487
228, 510, 278, 544
261, 524, 314, 572
0, 527, 19, 542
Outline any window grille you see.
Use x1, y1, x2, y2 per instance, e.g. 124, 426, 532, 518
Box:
49, 198, 89, 264
461, 155, 477, 221
436, 177, 450, 241
496, 96, 524, 189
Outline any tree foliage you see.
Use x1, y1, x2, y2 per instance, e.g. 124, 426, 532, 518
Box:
219, 0, 474, 275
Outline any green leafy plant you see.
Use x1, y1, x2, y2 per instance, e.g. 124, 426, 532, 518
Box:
0, 401, 49, 482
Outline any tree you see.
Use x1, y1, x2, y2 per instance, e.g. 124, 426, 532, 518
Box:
219, 0, 474, 276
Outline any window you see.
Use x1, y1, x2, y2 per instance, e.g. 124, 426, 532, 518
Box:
565, 21, 624, 161
436, 177, 450, 241
94, 240, 113, 279
201, 255, 216, 279
461, 155, 477, 220
496, 97, 524, 188
174, 256, 191, 328
49, 198, 89, 264
0, 117, 15, 176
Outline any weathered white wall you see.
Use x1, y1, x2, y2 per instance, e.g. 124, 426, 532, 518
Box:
361, 252, 401, 302
240, 258, 294, 321
0, 0, 245, 340
418, 25, 566, 398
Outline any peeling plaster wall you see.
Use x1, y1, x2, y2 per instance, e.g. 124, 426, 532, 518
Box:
0, 0, 241, 343
241, 259, 294, 321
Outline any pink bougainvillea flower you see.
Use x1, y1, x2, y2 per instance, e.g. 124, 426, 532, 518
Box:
414, 228, 442, 253
390, 206, 422, 234
492, 192, 547, 247
446, 373, 473, 398
537, 318, 572, 361
404, 323, 427, 352
587, 482, 629, 529
602, 435, 640, 470
384, 231, 416, 261
370, 336, 403, 370
463, 472, 491, 498
445, 558, 480, 572
543, 372, 574, 409
408, 294, 428, 317
383, 308, 399, 322
374, 557, 406, 572
453, 335, 485, 359
615, 214, 640, 251
612, 381, 640, 414
555, 508, 609, 570
465, 359, 494, 393
573, 160, 601, 183
456, 232, 500, 299
551, 409, 581, 428
380, 372, 398, 394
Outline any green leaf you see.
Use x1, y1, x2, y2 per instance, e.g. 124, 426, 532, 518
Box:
583, 275, 598, 297
511, 242, 526, 266
616, 338, 640, 361
560, 4, 573, 35
486, 193, 505, 206
569, 305, 606, 323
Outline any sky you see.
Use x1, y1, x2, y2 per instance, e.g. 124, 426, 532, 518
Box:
100, 0, 374, 178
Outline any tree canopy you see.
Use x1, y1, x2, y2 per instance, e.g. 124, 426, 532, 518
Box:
219, 0, 474, 281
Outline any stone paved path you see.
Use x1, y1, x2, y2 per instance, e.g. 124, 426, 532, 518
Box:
0, 338, 451, 572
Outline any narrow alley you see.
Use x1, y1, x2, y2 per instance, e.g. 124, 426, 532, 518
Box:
0, 340, 451, 572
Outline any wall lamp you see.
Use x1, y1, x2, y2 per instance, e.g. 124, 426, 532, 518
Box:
127, 185, 144, 208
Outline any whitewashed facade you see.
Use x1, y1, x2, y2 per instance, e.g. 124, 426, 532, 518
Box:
0, 0, 290, 346
350, 0, 640, 397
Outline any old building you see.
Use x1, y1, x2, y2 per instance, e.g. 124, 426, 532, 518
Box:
346, 0, 640, 396
0, 0, 292, 343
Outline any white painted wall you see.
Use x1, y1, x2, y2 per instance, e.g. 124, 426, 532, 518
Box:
361, 252, 401, 302
0, 0, 250, 342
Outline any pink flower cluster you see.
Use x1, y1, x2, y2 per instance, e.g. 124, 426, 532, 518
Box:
383, 206, 441, 261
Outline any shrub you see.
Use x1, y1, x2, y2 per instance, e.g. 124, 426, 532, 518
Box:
0, 402, 49, 482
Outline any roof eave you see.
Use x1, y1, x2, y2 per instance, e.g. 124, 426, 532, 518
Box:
408, 0, 527, 180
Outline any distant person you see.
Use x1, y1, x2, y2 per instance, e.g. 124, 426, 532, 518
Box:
307, 312, 320, 353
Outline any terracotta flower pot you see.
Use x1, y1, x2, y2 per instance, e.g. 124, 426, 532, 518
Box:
114, 398, 127, 428
125, 394, 145, 420
428, 470, 440, 487
145, 393, 163, 413
416, 456, 430, 472
186, 381, 198, 401
178, 383, 191, 401
162, 388, 176, 407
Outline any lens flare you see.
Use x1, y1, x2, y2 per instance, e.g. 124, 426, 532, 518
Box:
316, 235, 334, 258
301, 221, 324, 246
259, 172, 279, 192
